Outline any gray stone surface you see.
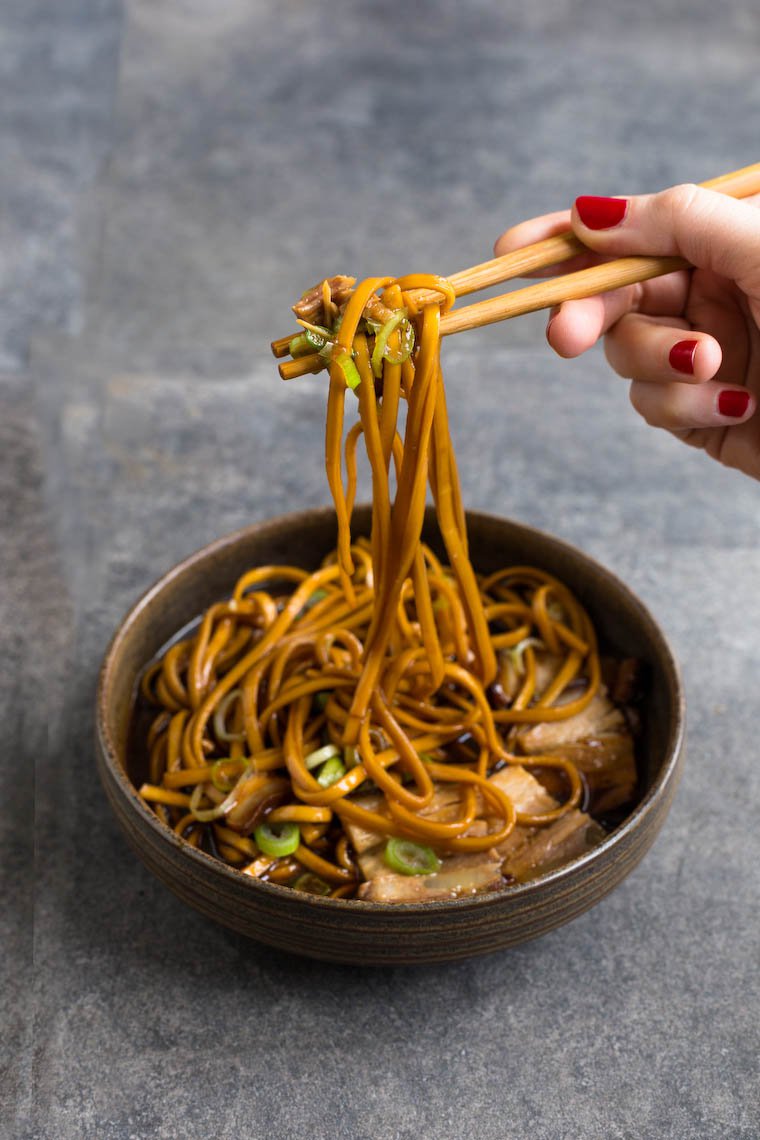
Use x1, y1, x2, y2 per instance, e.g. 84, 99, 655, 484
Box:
5, 2, 760, 1138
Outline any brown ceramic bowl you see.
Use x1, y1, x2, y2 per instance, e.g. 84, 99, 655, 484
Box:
96, 506, 684, 965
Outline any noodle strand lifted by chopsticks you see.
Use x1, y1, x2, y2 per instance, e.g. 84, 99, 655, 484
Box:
138, 273, 608, 899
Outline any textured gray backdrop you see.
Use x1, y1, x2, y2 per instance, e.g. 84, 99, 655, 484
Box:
4, 2, 759, 1137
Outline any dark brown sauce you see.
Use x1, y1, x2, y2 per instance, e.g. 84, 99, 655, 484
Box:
127, 607, 647, 890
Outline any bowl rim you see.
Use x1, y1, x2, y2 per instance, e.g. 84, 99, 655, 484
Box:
96, 505, 686, 916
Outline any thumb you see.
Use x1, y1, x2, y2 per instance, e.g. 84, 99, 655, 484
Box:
571, 184, 760, 290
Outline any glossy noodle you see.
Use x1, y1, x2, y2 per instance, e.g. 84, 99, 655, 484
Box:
136, 274, 638, 901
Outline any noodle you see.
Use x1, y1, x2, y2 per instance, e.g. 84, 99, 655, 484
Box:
136, 274, 639, 901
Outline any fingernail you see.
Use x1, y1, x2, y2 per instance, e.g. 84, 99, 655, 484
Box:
718, 389, 750, 418
546, 306, 560, 342
669, 339, 699, 375
575, 196, 628, 230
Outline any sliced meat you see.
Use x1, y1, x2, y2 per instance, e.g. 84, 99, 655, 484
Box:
342, 784, 464, 856
347, 799, 503, 903
488, 763, 557, 816
489, 764, 605, 883
342, 761, 608, 903
358, 845, 503, 903
546, 734, 637, 814
515, 691, 626, 753
497, 810, 605, 883
292, 275, 356, 323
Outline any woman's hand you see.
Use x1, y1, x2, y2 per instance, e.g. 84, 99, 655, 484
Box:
494, 184, 760, 479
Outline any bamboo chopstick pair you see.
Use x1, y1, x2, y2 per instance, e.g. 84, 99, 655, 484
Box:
273, 161, 760, 378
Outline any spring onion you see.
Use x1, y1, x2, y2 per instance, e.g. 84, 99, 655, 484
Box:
254, 821, 300, 858
316, 756, 346, 788
293, 872, 331, 896
506, 637, 544, 676
384, 837, 441, 876
334, 350, 361, 390
305, 329, 328, 351
304, 743, 340, 770
384, 318, 415, 364
211, 758, 243, 793
370, 310, 407, 378
189, 781, 238, 823
288, 332, 313, 358
314, 691, 330, 711
212, 687, 245, 743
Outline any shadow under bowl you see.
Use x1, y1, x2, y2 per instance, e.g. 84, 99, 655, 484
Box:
96, 506, 685, 966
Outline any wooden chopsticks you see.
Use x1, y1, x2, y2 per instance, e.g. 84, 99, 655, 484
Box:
273, 161, 760, 376
439, 161, 760, 337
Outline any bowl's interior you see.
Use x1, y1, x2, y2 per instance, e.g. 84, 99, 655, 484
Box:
103, 505, 682, 842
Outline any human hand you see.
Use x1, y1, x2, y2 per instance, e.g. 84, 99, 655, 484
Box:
494, 184, 760, 479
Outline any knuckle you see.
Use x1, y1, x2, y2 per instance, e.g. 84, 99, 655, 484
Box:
659, 183, 702, 219
654, 183, 716, 264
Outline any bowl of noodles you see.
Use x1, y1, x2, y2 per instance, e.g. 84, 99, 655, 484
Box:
96, 505, 684, 965
95, 271, 684, 964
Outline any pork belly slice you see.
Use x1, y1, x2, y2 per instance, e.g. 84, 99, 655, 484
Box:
496, 808, 605, 883
345, 762, 602, 902
515, 691, 636, 814
498, 650, 566, 702
547, 735, 637, 814
357, 823, 504, 903
516, 691, 626, 752
292, 275, 356, 323
487, 765, 605, 883
346, 793, 503, 902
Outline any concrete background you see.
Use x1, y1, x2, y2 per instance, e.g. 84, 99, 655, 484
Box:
4, 1, 759, 1137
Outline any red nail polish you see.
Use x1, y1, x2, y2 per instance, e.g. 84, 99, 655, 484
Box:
669, 340, 698, 375
575, 196, 628, 230
718, 389, 750, 418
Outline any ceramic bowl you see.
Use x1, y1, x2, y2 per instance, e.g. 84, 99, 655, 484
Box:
96, 506, 684, 965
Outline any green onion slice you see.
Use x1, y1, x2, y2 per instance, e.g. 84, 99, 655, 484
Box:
384, 837, 441, 876
288, 332, 313, 358
506, 637, 544, 676
316, 756, 346, 788
370, 310, 407, 378
314, 691, 330, 711
305, 328, 329, 351
334, 350, 361, 390
254, 821, 300, 858
305, 743, 340, 770
189, 781, 237, 823
212, 687, 245, 743
211, 758, 242, 793
384, 318, 415, 365
293, 873, 331, 896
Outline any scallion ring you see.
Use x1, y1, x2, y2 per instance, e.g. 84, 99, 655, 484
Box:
305, 743, 340, 771
189, 781, 237, 823
370, 310, 407, 378
506, 637, 544, 676
316, 756, 346, 788
334, 350, 361, 390
288, 332, 313, 358
254, 821, 300, 858
383, 318, 415, 365
293, 872, 331, 896
211, 758, 242, 793
384, 837, 441, 876
212, 687, 245, 743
